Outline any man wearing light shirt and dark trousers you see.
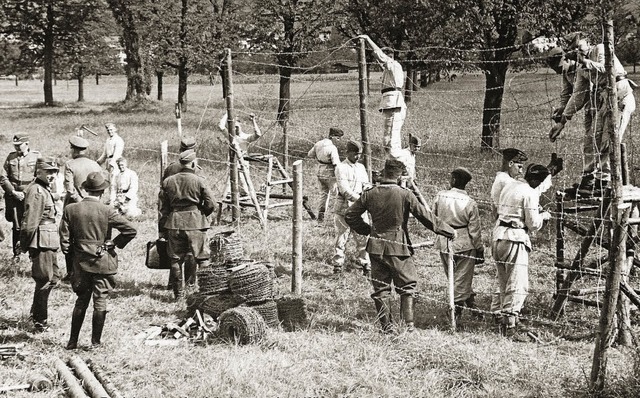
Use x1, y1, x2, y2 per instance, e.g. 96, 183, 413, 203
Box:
308, 127, 343, 222
493, 164, 551, 338
332, 140, 370, 275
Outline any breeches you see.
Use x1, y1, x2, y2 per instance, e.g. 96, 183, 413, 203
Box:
369, 253, 417, 298
29, 248, 59, 282
72, 269, 116, 312
167, 229, 209, 261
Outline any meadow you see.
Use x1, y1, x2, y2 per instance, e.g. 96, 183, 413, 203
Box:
1, 70, 639, 397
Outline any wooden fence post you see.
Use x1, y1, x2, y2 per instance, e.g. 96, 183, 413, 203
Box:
223, 48, 240, 225
291, 160, 303, 295
358, 38, 372, 180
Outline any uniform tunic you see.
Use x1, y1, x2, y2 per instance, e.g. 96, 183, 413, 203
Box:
332, 158, 370, 269
377, 54, 407, 155
433, 188, 482, 302
97, 133, 125, 172
308, 138, 341, 219
21, 178, 60, 325
63, 155, 102, 206
345, 181, 454, 298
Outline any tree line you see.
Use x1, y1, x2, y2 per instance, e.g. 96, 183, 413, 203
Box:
1, 0, 638, 148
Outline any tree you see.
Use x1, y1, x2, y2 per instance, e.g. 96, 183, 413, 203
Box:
2, 0, 102, 105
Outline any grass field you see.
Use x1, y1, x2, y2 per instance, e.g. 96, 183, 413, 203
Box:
1, 71, 640, 397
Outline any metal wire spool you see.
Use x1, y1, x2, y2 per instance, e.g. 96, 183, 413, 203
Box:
200, 293, 245, 319
218, 307, 267, 345
209, 230, 243, 266
246, 300, 279, 328
252, 260, 279, 297
229, 262, 274, 303
276, 295, 309, 332
197, 266, 231, 295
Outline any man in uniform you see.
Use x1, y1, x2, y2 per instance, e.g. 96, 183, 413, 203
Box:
345, 159, 455, 332
493, 164, 551, 337
433, 167, 484, 321
332, 140, 370, 275
395, 135, 422, 180
358, 34, 406, 159
0, 134, 40, 260
63, 136, 102, 280
97, 122, 125, 177
163, 136, 198, 180
159, 150, 215, 300
110, 157, 141, 219
307, 127, 343, 222
20, 157, 61, 332
60, 172, 137, 349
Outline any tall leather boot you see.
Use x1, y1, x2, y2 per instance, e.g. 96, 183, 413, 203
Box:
373, 297, 393, 333
400, 295, 415, 332
11, 227, 20, 259
171, 261, 184, 300
465, 294, 484, 320
184, 255, 198, 288
66, 306, 87, 350
454, 301, 465, 323
91, 310, 107, 346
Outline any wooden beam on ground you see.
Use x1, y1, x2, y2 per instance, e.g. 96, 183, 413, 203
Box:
54, 358, 89, 398
68, 356, 110, 398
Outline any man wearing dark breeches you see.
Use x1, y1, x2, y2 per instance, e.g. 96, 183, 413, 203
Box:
345, 159, 455, 332
60, 172, 137, 349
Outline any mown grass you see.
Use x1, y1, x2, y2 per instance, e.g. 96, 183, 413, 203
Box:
1, 71, 640, 397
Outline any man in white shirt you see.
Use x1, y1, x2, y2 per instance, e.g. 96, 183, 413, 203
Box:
110, 157, 141, 219
332, 140, 371, 275
307, 127, 343, 222
358, 34, 406, 159
493, 164, 551, 337
433, 167, 483, 321
395, 135, 421, 180
97, 123, 125, 176
219, 113, 263, 198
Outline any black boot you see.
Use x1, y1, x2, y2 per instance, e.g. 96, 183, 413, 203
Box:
465, 294, 484, 320
373, 297, 393, 333
454, 301, 465, 322
400, 295, 415, 332
171, 262, 184, 300
91, 310, 107, 346
66, 306, 87, 350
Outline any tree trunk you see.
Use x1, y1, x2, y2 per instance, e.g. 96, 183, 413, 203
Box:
481, 63, 507, 149
157, 70, 164, 101
277, 65, 292, 127
178, 60, 188, 112
95, 73, 100, 85
43, 1, 55, 105
77, 65, 85, 102
14, 76, 18, 86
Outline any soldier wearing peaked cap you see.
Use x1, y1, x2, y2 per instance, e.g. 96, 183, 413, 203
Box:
20, 156, 60, 332
163, 137, 199, 180
308, 127, 343, 222
433, 167, 483, 322
62, 135, 102, 280
60, 171, 137, 349
395, 134, 423, 180
332, 139, 371, 275
159, 150, 215, 300
0, 133, 40, 260
345, 159, 455, 333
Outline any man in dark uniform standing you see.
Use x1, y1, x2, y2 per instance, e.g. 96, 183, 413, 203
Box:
159, 149, 215, 300
60, 172, 136, 350
20, 157, 61, 332
0, 134, 40, 261
345, 159, 455, 332
162, 136, 198, 180
62, 136, 102, 280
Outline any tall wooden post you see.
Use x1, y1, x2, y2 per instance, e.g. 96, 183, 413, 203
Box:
283, 120, 289, 171
555, 192, 566, 294
447, 240, 456, 332
590, 18, 625, 392
291, 160, 303, 295
358, 38, 372, 180
223, 49, 240, 224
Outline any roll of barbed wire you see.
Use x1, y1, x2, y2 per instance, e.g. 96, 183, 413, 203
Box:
218, 307, 266, 345
201, 292, 245, 319
276, 295, 309, 332
209, 230, 243, 267
246, 300, 279, 328
229, 261, 274, 303
197, 265, 231, 295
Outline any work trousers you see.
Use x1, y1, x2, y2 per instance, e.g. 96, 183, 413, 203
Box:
332, 214, 369, 269
440, 249, 476, 303
317, 176, 336, 221
382, 106, 407, 157
30, 249, 59, 324
493, 240, 529, 315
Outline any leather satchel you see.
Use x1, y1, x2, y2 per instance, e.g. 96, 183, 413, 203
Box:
145, 238, 171, 270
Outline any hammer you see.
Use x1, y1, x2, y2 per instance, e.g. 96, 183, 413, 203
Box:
80, 124, 99, 136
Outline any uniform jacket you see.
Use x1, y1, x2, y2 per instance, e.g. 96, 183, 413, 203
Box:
64, 155, 102, 206
345, 181, 454, 256
159, 169, 215, 230
20, 178, 58, 250
433, 188, 482, 253
379, 56, 406, 111
0, 150, 40, 194
494, 180, 545, 250
97, 134, 125, 170
59, 196, 137, 275
162, 161, 202, 181
395, 147, 416, 179
307, 138, 340, 179
334, 159, 369, 216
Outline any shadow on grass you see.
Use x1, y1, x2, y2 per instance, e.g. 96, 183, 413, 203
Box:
111, 279, 176, 304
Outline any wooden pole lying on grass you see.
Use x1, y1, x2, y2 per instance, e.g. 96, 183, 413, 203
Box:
223, 48, 240, 225
68, 356, 110, 398
85, 358, 125, 398
358, 38, 372, 180
54, 358, 89, 398
291, 160, 303, 295
447, 239, 456, 332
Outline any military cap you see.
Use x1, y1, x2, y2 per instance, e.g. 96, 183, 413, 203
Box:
383, 159, 406, 179
451, 167, 472, 184
525, 163, 550, 181
563, 31, 583, 50
409, 135, 422, 146
502, 148, 528, 163
12, 134, 29, 144
346, 139, 362, 153
81, 171, 109, 192
329, 127, 344, 137
179, 149, 197, 164
36, 156, 59, 171
69, 136, 89, 149
179, 136, 197, 151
